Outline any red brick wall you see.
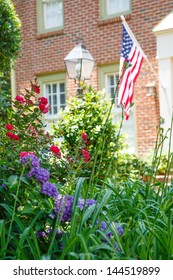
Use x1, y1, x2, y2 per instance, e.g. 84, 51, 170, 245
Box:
12, 0, 173, 154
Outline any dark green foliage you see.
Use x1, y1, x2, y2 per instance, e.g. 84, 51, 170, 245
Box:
106, 179, 173, 260
0, 0, 21, 119
0, 70, 11, 120
0, 0, 21, 73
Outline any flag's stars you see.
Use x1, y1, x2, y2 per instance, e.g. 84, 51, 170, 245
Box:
121, 26, 133, 61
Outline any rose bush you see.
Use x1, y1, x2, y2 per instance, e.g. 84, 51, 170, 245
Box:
0, 80, 53, 182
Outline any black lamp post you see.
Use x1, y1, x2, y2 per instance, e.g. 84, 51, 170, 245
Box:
64, 43, 95, 94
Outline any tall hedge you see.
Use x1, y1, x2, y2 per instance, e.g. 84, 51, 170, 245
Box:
0, 0, 21, 118
0, 0, 21, 73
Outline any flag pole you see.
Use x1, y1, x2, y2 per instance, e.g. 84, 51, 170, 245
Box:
120, 15, 165, 90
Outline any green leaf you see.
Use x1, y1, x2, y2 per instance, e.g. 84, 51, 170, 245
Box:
92, 189, 112, 226
8, 175, 18, 186
21, 205, 36, 215
21, 176, 30, 185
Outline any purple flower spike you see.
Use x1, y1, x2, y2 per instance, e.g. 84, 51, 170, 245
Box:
56, 228, 62, 236
21, 155, 40, 167
36, 231, 47, 239
113, 242, 121, 252
41, 182, 59, 199
54, 195, 74, 223
78, 198, 96, 210
100, 221, 107, 231
85, 198, 96, 207
30, 156, 40, 167
117, 225, 124, 236
48, 227, 62, 237
29, 167, 50, 183
54, 195, 96, 223
114, 223, 124, 236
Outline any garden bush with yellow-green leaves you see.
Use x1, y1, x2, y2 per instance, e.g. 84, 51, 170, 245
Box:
52, 85, 126, 186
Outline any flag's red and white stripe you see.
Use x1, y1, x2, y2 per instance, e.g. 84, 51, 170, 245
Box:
118, 22, 144, 120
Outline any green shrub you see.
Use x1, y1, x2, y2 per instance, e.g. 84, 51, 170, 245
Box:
0, 0, 21, 120
52, 85, 125, 184
0, 0, 21, 73
0, 71, 11, 120
114, 152, 153, 181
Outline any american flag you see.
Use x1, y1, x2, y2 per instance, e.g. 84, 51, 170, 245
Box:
118, 23, 144, 120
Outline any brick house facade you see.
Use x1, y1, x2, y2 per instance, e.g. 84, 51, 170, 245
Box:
12, 0, 173, 155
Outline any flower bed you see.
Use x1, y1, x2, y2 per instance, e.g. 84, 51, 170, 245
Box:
0, 81, 173, 260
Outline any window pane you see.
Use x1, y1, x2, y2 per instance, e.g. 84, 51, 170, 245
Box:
107, 0, 130, 16
60, 83, 65, 92
44, 80, 66, 116
107, 74, 118, 102
49, 106, 52, 115
46, 84, 51, 94
53, 94, 57, 104
110, 87, 115, 99
53, 84, 57, 93
53, 106, 58, 114
48, 95, 52, 105
108, 75, 115, 86
60, 94, 65, 105
107, 73, 120, 104
116, 75, 119, 85
44, 0, 63, 29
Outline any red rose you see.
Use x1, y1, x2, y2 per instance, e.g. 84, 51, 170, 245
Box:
6, 132, 14, 139
81, 149, 90, 163
81, 132, 88, 140
12, 134, 20, 140
32, 84, 40, 94
6, 132, 20, 141
5, 124, 14, 130
39, 103, 50, 114
15, 95, 25, 104
38, 97, 48, 105
39, 103, 46, 111
42, 106, 49, 114
50, 145, 61, 157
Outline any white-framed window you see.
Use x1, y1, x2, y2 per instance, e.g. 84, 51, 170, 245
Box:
43, 0, 63, 30
100, 0, 131, 20
99, 65, 136, 153
37, 73, 66, 131
37, 0, 64, 34
106, 73, 119, 103
45, 82, 66, 117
